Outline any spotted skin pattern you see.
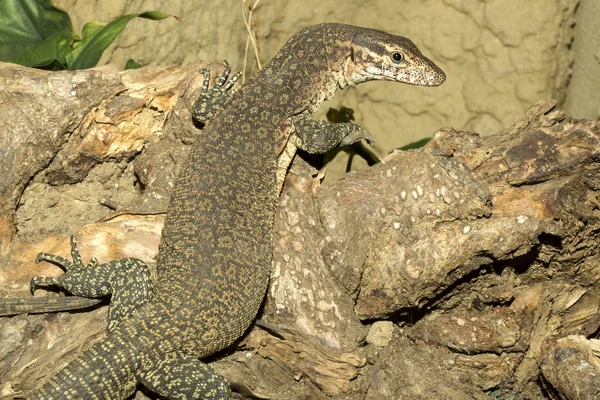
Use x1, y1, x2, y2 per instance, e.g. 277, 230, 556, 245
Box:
28, 24, 445, 399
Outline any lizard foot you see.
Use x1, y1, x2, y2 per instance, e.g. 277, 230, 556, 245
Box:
31, 235, 153, 330
339, 128, 377, 147
192, 60, 241, 126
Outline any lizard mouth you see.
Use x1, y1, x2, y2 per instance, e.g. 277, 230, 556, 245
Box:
382, 61, 446, 87
420, 65, 446, 86
408, 71, 446, 87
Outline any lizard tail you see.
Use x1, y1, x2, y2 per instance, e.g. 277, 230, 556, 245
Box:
0, 296, 101, 316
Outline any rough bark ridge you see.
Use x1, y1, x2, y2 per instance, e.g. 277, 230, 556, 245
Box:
1, 62, 599, 400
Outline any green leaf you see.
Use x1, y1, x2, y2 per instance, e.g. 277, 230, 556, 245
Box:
124, 59, 143, 69
397, 137, 431, 151
65, 11, 170, 70
0, 0, 76, 68
13, 30, 72, 69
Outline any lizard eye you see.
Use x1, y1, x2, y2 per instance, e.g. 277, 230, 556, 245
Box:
391, 52, 404, 64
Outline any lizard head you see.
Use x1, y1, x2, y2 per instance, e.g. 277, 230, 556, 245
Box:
342, 28, 446, 88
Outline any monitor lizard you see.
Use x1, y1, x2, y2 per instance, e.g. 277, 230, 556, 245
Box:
21, 23, 445, 399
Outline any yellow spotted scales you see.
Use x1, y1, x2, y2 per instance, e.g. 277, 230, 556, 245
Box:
25, 24, 445, 399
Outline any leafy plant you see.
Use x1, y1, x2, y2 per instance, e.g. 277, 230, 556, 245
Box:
0, 0, 169, 70
397, 137, 431, 150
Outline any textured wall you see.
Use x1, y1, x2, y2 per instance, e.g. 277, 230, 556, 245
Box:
564, 0, 600, 120
54, 0, 580, 172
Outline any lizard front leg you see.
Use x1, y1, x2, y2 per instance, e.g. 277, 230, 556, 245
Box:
291, 114, 376, 154
192, 60, 241, 126
31, 235, 153, 330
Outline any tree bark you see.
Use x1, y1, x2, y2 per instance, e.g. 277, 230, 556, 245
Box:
0, 62, 599, 400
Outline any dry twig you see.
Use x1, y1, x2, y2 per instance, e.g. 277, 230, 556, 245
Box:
241, 0, 262, 82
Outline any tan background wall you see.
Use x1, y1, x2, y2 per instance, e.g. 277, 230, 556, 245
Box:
564, 0, 600, 120
54, 0, 594, 173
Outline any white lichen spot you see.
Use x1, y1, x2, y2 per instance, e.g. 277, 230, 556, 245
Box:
326, 215, 336, 229
70, 90, 77, 96
416, 185, 423, 197
401, 191, 407, 200
393, 222, 401, 230
316, 300, 340, 319
463, 226, 471, 234
517, 215, 528, 224
272, 262, 281, 279
288, 211, 300, 226
405, 260, 421, 279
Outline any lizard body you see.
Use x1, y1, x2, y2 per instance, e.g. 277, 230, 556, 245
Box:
26, 23, 445, 399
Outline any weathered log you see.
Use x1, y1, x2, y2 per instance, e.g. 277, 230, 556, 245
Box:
0, 62, 599, 399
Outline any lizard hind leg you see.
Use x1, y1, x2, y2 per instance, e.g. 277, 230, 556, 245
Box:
31, 235, 153, 330
137, 351, 230, 400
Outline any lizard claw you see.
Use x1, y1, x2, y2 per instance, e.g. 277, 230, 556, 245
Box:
340, 129, 377, 147
193, 61, 241, 126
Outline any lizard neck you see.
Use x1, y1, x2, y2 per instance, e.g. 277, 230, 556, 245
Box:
305, 70, 347, 114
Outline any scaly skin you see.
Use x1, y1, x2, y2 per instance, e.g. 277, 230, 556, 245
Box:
29, 23, 445, 399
